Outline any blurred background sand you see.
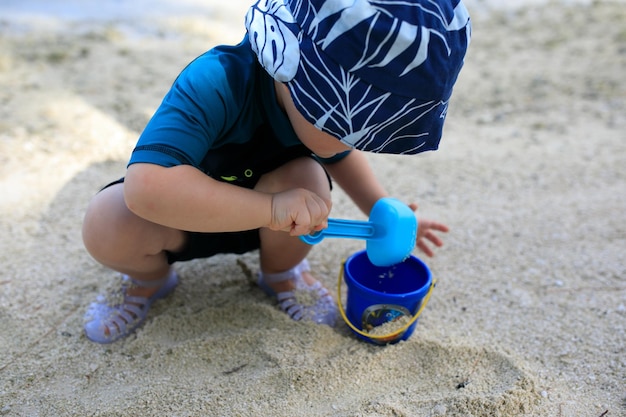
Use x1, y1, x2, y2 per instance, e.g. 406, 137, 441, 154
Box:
0, 1, 624, 416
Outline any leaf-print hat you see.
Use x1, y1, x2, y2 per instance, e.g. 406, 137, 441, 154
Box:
245, 0, 471, 154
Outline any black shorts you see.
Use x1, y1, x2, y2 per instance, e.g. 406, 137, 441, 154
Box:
102, 142, 329, 264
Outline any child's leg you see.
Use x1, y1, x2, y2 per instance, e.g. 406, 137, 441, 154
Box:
82, 183, 186, 342
255, 156, 330, 280
82, 183, 186, 294
255, 156, 337, 319
254, 157, 337, 324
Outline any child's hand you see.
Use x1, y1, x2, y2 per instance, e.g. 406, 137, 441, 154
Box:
408, 202, 449, 257
269, 189, 332, 236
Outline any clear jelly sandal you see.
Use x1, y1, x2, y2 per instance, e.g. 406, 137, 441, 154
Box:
83, 269, 178, 344
258, 259, 338, 326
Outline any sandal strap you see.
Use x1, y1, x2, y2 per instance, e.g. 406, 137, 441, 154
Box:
127, 269, 176, 288
84, 270, 179, 344
259, 259, 310, 285
259, 260, 337, 325
108, 315, 129, 336
277, 293, 305, 321
122, 297, 150, 315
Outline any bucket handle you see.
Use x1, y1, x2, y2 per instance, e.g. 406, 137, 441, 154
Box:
337, 260, 436, 342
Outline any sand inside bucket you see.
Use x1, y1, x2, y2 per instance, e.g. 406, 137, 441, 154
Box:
367, 315, 411, 336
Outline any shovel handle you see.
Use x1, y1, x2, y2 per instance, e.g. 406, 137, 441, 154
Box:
299, 219, 376, 245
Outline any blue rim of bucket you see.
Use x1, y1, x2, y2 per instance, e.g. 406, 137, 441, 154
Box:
344, 250, 432, 301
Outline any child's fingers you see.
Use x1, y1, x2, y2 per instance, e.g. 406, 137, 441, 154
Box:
420, 220, 450, 233
425, 230, 444, 247
417, 241, 434, 257
429, 221, 450, 233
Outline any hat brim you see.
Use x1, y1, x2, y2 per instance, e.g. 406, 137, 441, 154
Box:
286, 35, 449, 155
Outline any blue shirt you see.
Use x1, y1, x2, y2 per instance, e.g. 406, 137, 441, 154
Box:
130, 36, 348, 171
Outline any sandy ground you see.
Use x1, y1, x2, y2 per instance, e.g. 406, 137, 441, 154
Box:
0, 1, 624, 416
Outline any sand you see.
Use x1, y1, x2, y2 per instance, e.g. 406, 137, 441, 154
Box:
0, 1, 624, 416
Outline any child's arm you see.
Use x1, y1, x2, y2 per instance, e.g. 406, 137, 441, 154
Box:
323, 150, 448, 257
322, 150, 388, 216
124, 163, 330, 234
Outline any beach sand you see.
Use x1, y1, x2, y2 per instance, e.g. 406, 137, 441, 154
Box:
0, 1, 624, 416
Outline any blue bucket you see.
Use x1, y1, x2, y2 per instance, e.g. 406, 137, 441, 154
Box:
339, 250, 434, 345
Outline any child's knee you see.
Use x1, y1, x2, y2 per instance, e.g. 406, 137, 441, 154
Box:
258, 157, 329, 194
82, 186, 130, 262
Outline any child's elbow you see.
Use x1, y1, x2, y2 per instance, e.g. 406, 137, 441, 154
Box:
123, 163, 161, 218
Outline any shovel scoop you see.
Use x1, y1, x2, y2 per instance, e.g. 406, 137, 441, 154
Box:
299, 197, 417, 266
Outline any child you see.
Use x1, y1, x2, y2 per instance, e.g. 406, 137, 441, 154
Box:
82, 0, 471, 343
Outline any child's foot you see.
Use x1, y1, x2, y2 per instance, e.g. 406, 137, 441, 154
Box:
257, 259, 338, 326
83, 269, 178, 344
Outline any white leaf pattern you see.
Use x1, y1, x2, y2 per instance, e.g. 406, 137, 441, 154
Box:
246, 0, 471, 153
245, 0, 301, 82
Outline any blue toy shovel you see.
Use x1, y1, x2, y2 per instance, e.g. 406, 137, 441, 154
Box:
299, 197, 417, 266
